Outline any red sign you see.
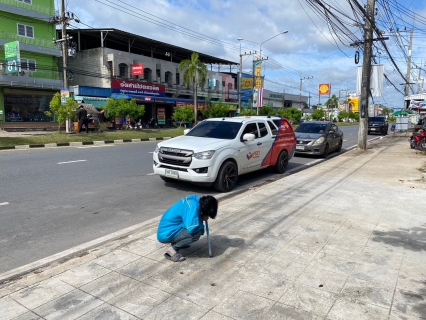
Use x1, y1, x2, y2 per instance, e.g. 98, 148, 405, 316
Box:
318, 83, 331, 95
131, 64, 144, 77
111, 79, 165, 96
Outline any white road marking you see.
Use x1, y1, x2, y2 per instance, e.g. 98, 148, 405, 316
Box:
146, 173, 156, 176
0, 202, 9, 206
58, 160, 87, 164
149, 152, 154, 153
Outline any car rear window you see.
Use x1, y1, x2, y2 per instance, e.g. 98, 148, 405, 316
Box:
186, 121, 242, 139
369, 117, 385, 122
295, 122, 327, 134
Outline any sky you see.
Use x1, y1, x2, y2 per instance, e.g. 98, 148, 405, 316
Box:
65, 0, 426, 109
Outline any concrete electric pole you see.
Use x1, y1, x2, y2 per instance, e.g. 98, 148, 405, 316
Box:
358, 0, 375, 151
299, 76, 312, 109
405, 28, 414, 97
51, 0, 79, 132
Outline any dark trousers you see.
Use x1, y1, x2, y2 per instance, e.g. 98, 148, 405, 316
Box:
171, 229, 202, 250
78, 119, 88, 133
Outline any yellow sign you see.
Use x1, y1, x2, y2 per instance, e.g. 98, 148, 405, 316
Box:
255, 76, 264, 89
349, 97, 359, 112
241, 78, 253, 90
255, 65, 262, 76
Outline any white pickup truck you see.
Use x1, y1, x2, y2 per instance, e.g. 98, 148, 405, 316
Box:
153, 116, 296, 192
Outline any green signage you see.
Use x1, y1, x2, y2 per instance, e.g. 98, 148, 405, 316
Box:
4, 41, 20, 74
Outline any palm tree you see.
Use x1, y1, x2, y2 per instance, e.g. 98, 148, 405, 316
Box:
325, 94, 339, 120
178, 52, 208, 125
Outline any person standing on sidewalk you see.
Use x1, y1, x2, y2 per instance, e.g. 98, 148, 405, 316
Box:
77, 105, 88, 133
157, 195, 218, 262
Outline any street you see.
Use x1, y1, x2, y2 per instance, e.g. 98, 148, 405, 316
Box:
0, 125, 379, 273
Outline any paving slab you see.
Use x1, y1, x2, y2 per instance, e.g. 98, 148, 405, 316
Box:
1, 135, 426, 319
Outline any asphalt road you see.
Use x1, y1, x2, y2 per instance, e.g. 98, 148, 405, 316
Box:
0, 125, 379, 273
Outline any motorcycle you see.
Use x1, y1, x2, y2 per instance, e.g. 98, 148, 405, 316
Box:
149, 118, 159, 129
409, 129, 426, 150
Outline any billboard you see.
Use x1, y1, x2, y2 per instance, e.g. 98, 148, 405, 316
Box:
111, 79, 165, 96
318, 83, 330, 95
131, 64, 144, 77
4, 41, 20, 74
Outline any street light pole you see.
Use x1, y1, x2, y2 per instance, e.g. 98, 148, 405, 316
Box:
255, 30, 288, 115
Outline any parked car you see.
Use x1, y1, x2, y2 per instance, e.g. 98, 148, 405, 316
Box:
294, 121, 343, 158
153, 116, 296, 192
368, 116, 388, 135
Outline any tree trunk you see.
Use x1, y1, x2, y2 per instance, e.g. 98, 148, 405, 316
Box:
194, 81, 198, 126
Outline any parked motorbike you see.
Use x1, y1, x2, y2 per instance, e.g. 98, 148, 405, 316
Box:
149, 118, 159, 129
409, 129, 426, 150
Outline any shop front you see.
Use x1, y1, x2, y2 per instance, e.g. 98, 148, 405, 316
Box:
2, 88, 55, 123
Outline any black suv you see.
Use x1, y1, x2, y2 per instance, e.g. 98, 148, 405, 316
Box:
368, 116, 388, 135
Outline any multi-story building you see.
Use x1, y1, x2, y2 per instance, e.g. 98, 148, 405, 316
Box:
0, 0, 62, 125
63, 28, 238, 123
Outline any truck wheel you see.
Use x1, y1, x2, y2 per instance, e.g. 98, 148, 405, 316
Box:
272, 150, 288, 174
213, 161, 238, 192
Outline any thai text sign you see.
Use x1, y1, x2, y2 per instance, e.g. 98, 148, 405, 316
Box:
111, 79, 165, 96
4, 41, 20, 74
318, 83, 330, 95
131, 64, 144, 77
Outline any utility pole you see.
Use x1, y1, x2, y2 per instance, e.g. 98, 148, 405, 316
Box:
405, 28, 414, 98
51, 1, 79, 132
358, 0, 375, 151
237, 46, 254, 112
299, 76, 312, 109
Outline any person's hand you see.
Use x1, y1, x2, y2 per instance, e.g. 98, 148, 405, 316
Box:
201, 215, 209, 221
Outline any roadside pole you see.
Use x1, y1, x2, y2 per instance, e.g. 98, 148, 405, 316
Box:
358, 0, 375, 150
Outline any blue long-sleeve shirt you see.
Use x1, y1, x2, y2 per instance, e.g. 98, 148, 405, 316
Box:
157, 195, 205, 243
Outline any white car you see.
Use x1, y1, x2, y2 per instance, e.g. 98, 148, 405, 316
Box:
153, 116, 296, 192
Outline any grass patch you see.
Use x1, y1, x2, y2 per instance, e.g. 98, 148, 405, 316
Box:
0, 127, 186, 147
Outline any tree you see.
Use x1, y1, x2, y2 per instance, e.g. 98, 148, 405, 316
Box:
325, 94, 339, 120
45, 92, 78, 132
239, 107, 257, 116
172, 105, 195, 126
104, 97, 145, 121
259, 105, 276, 116
348, 111, 359, 122
178, 52, 208, 125
277, 107, 302, 123
338, 111, 349, 122
312, 109, 325, 120
201, 101, 231, 118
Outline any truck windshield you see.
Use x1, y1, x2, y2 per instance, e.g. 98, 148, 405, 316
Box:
186, 121, 242, 139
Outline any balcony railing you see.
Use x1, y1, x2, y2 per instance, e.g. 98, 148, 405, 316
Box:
0, 31, 57, 50
0, 0, 55, 16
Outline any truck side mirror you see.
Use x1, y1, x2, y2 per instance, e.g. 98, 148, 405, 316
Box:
242, 133, 256, 142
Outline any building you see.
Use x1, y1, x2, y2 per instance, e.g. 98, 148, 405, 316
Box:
0, 0, 62, 125
62, 28, 237, 123
262, 89, 308, 109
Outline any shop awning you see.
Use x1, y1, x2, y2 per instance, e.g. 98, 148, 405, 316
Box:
78, 104, 100, 114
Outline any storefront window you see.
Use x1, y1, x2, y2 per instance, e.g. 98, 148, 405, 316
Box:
4, 93, 54, 122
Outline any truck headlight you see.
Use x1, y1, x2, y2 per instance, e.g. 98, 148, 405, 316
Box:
193, 150, 215, 160
154, 145, 160, 153
313, 137, 324, 145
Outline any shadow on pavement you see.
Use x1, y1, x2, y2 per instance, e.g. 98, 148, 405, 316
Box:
370, 224, 426, 252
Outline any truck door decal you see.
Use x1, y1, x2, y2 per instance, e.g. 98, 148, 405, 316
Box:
261, 119, 296, 166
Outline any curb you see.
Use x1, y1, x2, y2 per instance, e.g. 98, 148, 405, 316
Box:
0, 136, 174, 151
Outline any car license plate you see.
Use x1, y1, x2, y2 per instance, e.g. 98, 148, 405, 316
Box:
165, 169, 179, 179
371, 128, 376, 130
296, 145, 305, 150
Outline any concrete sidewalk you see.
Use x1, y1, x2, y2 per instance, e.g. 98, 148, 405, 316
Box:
1, 135, 426, 320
